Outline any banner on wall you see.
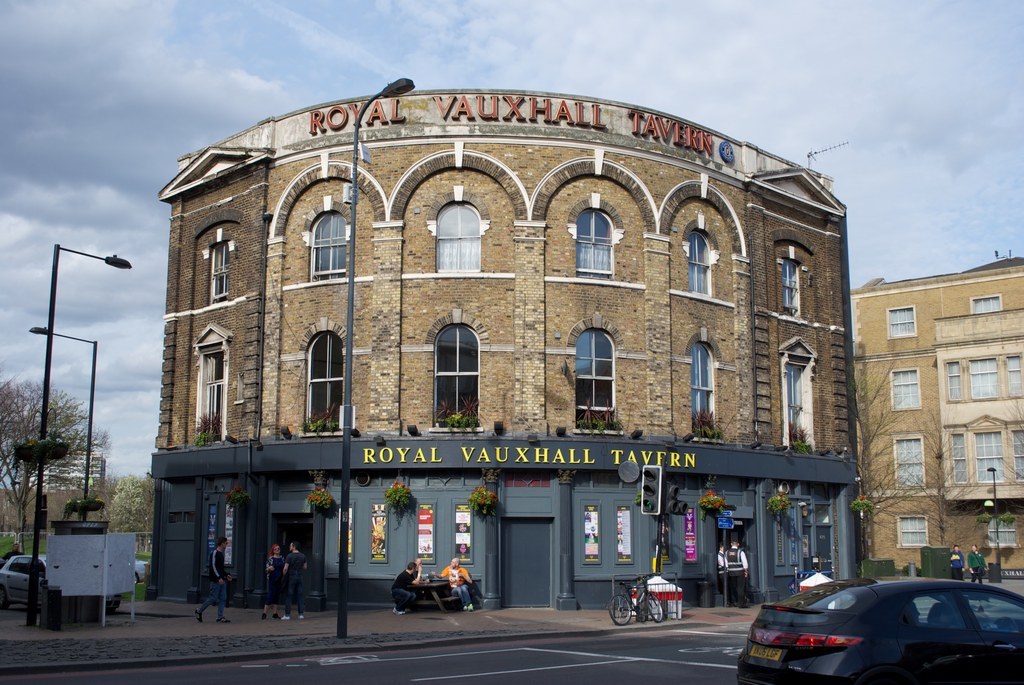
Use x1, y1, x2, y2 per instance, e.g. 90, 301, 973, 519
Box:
371, 503, 387, 562
583, 504, 600, 563
418, 503, 435, 564
616, 506, 632, 563
225, 505, 235, 565
206, 503, 218, 560
455, 504, 472, 563
339, 507, 354, 563
684, 507, 697, 563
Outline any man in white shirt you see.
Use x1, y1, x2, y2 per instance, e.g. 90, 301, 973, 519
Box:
724, 539, 749, 608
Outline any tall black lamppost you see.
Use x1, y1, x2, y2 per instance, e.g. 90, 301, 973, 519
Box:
30, 328, 98, 498
987, 465, 1001, 581
26, 244, 131, 627
337, 78, 414, 639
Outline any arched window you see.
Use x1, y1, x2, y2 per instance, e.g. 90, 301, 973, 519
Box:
688, 232, 710, 295
575, 330, 615, 423
575, 209, 613, 279
436, 204, 481, 272
691, 343, 713, 415
308, 332, 343, 420
434, 325, 479, 427
311, 212, 348, 280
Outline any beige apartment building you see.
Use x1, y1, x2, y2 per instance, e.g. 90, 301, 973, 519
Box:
852, 257, 1024, 576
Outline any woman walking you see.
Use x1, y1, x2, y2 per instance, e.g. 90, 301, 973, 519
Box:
968, 544, 986, 583
262, 544, 285, 618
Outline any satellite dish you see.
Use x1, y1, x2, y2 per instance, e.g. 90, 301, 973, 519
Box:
617, 461, 640, 483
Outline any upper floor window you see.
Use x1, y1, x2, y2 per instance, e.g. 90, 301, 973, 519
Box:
785, 363, 804, 430
947, 362, 962, 400
976, 431, 1003, 481
308, 332, 343, 420
575, 330, 614, 418
211, 242, 229, 302
311, 212, 347, 281
1013, 431, 1024, 482
951, 433, 967, 483
688, 232, 710, 295
970, 358, 998, 399
899, 516, 927, 546
199, 348, 225, 436
434, 325, 479, 427
972, 295, 1002, 314
988, 518, 1017, 548
892, 369, 921, 410
437, 204, 481, 272
575, 209, 613, 279
1009, 356, 1022, 396
690, 343, 714, 415
895, 437, 924, 486
888, 307, 916, 338
781, 259, 799, 314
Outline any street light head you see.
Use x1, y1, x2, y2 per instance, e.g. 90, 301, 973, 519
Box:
104, 254, 132, 269
381, 78, 415, 98
29, 327, 48, 336
988, 467, 998, 474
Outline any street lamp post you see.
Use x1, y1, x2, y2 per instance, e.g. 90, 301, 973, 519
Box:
26, 244, 131, 627
988, 466, 1001, 581
337, 78, 414, 639
30, 328, 98, 498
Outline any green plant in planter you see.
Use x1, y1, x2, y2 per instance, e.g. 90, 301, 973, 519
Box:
64, 495, 105, 520
850, 496, 875, 514
575, 403, 622, 432
384, 481, 412, 510
691, 410, 723, 440
766, 492, 791, 514
788, 425, 813, 454
195, 412, 221, 446
15, 436, 71, 462
302, 406, 340, 434
467, 485, 499, 517
436, 397, 480, 429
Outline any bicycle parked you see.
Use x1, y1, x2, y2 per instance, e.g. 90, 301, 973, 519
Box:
607, 573, 665, 625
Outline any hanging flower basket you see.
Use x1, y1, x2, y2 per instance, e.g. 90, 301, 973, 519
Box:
307, 486, 336, 511
766, 492, 791, 514
850, 495, 875, 514
225, 486, 251, 508
15, 437, 70, 462
384, 481, 412, 511
697, 489, 727, 521
467, 485, 499, 517
64, 495, 105, 519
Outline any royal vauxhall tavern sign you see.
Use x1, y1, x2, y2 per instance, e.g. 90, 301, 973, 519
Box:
294, 91, 727, 163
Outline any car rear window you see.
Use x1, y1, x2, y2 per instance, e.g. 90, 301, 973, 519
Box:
777, 585, 864, 611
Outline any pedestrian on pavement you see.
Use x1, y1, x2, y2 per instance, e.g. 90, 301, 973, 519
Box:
195, 537, 232, 623
950, 544, 966, 581
262, 543, 285, 619
391, 560, 422, 615
440, 557, 474, 611
281, 541, 307, 620
968, 544, 986, 583
3, 541, 22, 561
725, 539, 749, 609
716, 544, 727, 599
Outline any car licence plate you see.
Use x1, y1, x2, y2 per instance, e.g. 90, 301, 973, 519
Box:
749, 644, 784, 661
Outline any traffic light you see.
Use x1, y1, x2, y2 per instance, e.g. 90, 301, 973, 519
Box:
665, 483, 689, 516
641, 465, 662, 515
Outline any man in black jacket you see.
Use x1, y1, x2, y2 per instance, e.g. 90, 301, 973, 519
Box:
195, 537, 232, 623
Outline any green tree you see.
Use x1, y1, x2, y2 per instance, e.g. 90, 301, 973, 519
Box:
109, 474, 154, 533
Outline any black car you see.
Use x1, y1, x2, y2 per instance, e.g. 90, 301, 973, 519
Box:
738, 578, 1024, 684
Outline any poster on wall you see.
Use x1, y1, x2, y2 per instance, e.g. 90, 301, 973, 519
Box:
225, 504, 235, 565
371, 503, 387, 562
339, 506, 354, 563
206, 503, 218, 560
455, 504, 472, 563
659, 516, 671, 565
583, 504, 600, 563
616, 506, 632, 564
684, 507, 697, 563
418, 503, 435, 564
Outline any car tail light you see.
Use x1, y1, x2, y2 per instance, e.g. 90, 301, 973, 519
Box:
750, 627, 863, 648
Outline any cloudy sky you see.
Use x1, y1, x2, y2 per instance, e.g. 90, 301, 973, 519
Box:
1, 1, 1021, 477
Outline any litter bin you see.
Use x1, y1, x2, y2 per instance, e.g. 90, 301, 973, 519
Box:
698, 581, 713, 608
988, 563, 1002, 584
40, 580, 61, 631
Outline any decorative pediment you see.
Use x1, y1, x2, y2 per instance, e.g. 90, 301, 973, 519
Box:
964, 415, 1007, 430
159, 147, 271, 200
751, 169, 845, 216
194, 323, 233, 351
779, 336, 817, 361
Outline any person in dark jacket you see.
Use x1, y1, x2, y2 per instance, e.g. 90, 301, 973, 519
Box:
281, 541, 307, 620
195, 537, 232, 623
391, 560, 423, 615
950, 544, 966, 581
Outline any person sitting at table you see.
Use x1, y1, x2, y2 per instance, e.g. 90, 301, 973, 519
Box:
439, 557, 474, 611
391, 560, 422, 615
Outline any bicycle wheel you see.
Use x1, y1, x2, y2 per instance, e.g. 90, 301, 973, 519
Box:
646, 594, 665, 623
608, 593, 633, 625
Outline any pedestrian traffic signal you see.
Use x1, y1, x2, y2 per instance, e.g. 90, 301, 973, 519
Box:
641, 465, 662, 515
665, 483, 689, 515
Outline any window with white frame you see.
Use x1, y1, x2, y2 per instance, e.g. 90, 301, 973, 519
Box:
952, 433, 967, 483
892, 369, 921, 410
434, 325, 479, 425
988, 518, 1017, 548
199, 348, 225, 434
946, 361, 962, 400
690, 342, 714, 415
1009, 356, 1022, 396
311, 212, 347, 280
575, 329, 615, 420
436, 203, 481, 272
896, 438, 924, 486
781, 259, 799, 314
785, 363, 804, 429
888, 307, 916, 338
972, 295, 1002, 314
575, 209, 613, 279
211, 241, 229, 302
899, 516, 927, 546
971, 358, 999, 399
976, 431, 1003, 481
308, 332, 343, 420
688, 232, 710, 295
1014, 431, 1024, 482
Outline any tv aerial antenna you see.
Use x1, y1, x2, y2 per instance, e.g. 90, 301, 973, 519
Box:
807, 141, 848, 169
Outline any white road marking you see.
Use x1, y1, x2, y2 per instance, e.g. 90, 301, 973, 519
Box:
239, 664, 270, 668
523, 647, 738, 671
673, 628, 750, 637
411, 659, 637, 681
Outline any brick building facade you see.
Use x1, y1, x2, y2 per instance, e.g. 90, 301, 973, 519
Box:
150, 90, 856, 610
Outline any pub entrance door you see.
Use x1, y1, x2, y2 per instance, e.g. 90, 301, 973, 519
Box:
501, 518, 551, 607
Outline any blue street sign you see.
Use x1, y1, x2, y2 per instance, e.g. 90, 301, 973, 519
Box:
719, 510, 734, 517
717, 517, 734, 529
